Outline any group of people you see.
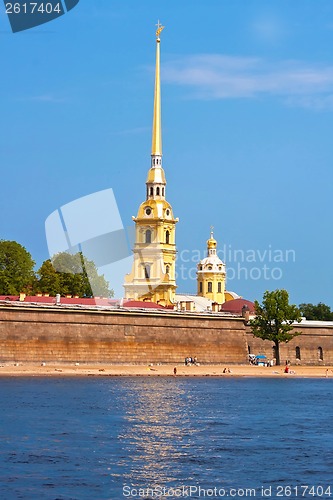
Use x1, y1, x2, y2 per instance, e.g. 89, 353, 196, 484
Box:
185, 356, 198, 366
248, 354, 275, 366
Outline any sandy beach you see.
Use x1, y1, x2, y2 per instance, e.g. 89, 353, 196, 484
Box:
0, 363, 333, 378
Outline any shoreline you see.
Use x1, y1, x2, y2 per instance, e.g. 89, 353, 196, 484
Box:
1, 363, 333, 378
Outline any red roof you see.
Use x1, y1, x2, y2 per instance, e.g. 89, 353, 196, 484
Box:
221, 298, 255, 314
0, 295, 164, 309
123, 300, 164, 309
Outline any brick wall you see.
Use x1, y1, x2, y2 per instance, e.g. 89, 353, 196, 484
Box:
0, 305, 247, 364
246, 324, 333, 365
1, 304, 332, 365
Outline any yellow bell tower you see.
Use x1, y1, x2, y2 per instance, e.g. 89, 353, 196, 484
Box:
197, 230, 226, 304
124, 22, 178, 306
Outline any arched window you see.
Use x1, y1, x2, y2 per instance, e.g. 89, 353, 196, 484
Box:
149, 187, 153, 196
162, 187, 165, 196
199, 265, 202, 271
296, 346, 301, 360
165, 230, 170, 244
145, 229, 152, 244
165, 265, 170, 274
199, 282, 203, 293
318, 347, 323, 361
144, 264, 151, 279
208, 282, 213, 293
156, 187, 160, 196
218, 282, 222, 293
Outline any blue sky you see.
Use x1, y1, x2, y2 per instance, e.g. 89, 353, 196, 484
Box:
1, 0, 333, 307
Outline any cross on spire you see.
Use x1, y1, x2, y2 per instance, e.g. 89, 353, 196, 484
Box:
210, 226, 214, 238
156, 19, 165, 39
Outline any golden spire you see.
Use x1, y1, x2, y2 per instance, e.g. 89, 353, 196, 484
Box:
151, 20, 164, 157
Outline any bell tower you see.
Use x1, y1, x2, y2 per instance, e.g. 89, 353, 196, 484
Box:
124, 22, 178, 306
197, 230, 226, 304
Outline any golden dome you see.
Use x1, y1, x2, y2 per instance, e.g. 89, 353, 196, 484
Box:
146, 166, 166, 184
135, 198, 174, 220
207, 231, 217, 249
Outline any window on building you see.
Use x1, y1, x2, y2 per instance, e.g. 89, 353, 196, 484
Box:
318, 347, 323, 361
165, 265, 170, 274
149, 187, 153, 196
145, 229, 152, 244
296, 346, 301, 360
156, 187, 160, 196
165, 230, 170, 244
218, 282, 222, 293
144, 264, 151, 279
162, 188, 165, 196
208, 265, 213, 270
199, 282, 203, 293
208, 282, 212, 293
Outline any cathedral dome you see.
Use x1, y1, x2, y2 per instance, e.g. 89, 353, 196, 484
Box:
197, 230, 225, 273
198, 254, 225, 273
207, 235, 217, 250
146, 166, 166, 184
136, 198, 175, 220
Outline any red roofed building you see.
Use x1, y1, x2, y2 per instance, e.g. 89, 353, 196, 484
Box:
220, 298, 255, 315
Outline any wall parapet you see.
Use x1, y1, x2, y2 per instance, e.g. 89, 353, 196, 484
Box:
0, 303, 247, 365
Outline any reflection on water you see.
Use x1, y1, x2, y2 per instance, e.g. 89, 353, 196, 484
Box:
115, 379, 196, 487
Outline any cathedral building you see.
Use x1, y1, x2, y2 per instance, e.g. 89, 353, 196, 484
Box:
124, 23, 239, 310
123, 23, 178, 306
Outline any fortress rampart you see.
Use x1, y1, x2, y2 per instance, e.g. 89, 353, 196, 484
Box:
246, 323, 333, 365
0, 303, 332, 365
0, 304, 247, 364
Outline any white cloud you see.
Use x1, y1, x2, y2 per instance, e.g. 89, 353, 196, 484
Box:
162, 54, 333, 110
29, 94, 66, 103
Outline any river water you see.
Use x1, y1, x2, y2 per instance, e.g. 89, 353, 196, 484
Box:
0, 377, 332, 499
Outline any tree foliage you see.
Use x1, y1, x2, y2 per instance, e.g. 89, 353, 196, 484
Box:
0, 240, 35, 295
37, 252, 113, 298
299, 302, 333, 321
37, 260, 61, 296
250, 289, 302, 365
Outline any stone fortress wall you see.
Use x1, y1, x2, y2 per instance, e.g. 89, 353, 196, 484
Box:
0, 303, 332, 365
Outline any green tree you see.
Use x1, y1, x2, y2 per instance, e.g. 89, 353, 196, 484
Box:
36, 260, 61, 296
250, 289, 302, 366
37, 252, 113, 298
0, 240, 35, 295
299, 302, 333, 321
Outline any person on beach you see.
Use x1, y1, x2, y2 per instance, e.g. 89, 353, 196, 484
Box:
284, 364, 289, 373
173, 367, 177, 376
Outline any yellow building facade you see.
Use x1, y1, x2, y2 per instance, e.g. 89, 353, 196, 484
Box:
124, 23, 178, 306
197, 231, 226, 304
